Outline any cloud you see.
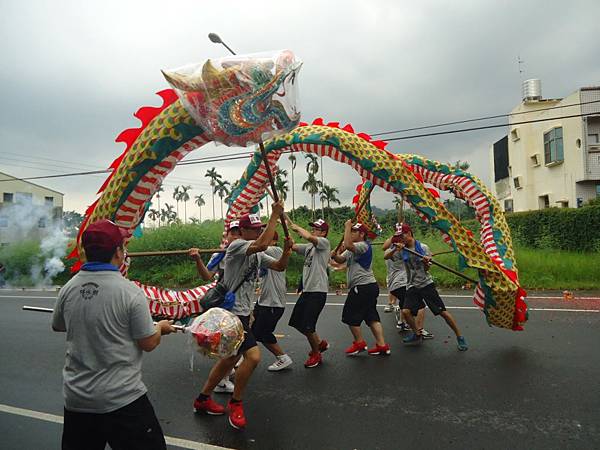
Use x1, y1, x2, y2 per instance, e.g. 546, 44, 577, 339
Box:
1, 0, 599, 214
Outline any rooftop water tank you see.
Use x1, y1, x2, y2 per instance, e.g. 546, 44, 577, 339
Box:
522, 79, 542, 101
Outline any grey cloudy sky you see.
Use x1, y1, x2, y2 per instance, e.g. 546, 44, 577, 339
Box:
1, 0, 599, 217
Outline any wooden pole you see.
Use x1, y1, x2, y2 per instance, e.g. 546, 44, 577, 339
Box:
333, 184, 375, 253
402, 247, 478, 284
127, 249, 224, 258
258, 141, 290, 237
22, 306, 187, 331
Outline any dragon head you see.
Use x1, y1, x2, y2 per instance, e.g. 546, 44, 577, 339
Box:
162, 50, 302, 147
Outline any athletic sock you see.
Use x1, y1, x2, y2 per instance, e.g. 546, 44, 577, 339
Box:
197, 393, 210, 402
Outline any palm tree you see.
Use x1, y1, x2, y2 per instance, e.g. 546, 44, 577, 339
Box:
393, 196, 404, 223
172, 186, 181, 220
154, 186, 164, 226
190, 217, 200, 225
305, 153, 319, 176
301, 172, 322, 220
448, 160, 470, 219
288, 153, 297, 217
148, 208, 159, 227
194, 194, 205, 222
180, 185, 192, 223
275, 169, 289, 201
160, 203, 176, 225
214, 179, 231, 220
320, 184, 340, 209
205, 168, 222, 220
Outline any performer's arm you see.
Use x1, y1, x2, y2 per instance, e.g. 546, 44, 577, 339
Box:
248, 200, 284, 255
342, 219, 356, 252
330, 244, 347, 264
268, 237, 295, 272
189, 248, 215, 281
382, 236, 393, 251
137, 320, 176, 352
288, 219, 319, 246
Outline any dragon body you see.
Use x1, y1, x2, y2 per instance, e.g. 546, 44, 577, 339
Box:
71, 57, 527, 330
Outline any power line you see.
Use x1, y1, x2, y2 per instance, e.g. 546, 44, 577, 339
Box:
371, 98, 600, 137
385, 111, 599, 141
2, 109, 598, 183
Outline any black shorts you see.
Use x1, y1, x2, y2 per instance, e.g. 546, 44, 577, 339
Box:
288, 291, 327, 333
390, 286, 407, 308
62, 394, 166, 450
237, 315, 258, 354
404, 283, 446, 316
342, 282, 381, 326
252, 304, 285, 344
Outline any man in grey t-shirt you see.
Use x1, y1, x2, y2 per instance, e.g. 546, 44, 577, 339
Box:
251, 232, 293, 372
52, 219, 176, 450
395, 223, 468, 351
194, 202, 294, 430
287, 218, 331, 368
332, 221, 390, 356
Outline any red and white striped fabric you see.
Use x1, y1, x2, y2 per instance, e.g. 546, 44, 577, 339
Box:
133, 280, 216, 319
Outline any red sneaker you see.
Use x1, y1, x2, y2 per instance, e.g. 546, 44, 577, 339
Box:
193, 396, 225, 415
318, 339, 330, 353
345, 340, 367, 356
304, 351, 322, 368
227, 400, 247, 430
368, 343, 391, 355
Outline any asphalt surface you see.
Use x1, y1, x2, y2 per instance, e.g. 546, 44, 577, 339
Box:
1, 290, 599, 450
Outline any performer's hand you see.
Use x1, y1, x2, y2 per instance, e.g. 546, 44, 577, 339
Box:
422, 256, 432, 267
284, 236, 294, 252
157, 320, 176, 335
188, 248, 201, 260
344, 219, 353, 229
271, 200, 284, 217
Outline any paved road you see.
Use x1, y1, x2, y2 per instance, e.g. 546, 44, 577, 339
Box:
1, 290, 599, 450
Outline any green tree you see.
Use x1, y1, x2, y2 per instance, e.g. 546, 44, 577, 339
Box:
154, 186, 164, 226
194, 194, 205, 222
393, 196, 404, 224
320, 184, 340, 209
301, 172, 322, 220
172, 186, 182, 220
214, 179, 231, 220
289, 153, 297, 216
147, 208, 159, 227
275, 169, 289, 201
180, 185, 192, 223
205, 168, 222, 220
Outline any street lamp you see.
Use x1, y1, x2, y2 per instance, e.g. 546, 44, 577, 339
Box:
208, 33, 236, 56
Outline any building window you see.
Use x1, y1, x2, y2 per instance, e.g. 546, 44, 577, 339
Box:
544, 127, 564, 165
15, 192, 33, 204
2, 193, 13, 203
530, 154, 541, 167
513, 177, 522, 189
44, 196, 54, 206
588, 134, 599, 144
510, 128, 520, 142
0, 217, 8, 227
504, 199, 514, 212
596, 184, 600, 197
539, 195, 550, 209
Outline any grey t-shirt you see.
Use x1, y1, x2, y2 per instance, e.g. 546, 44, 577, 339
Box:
223, 239, 274, 316
52, 270, 156, 414
294, 237, 330, 293
404, 242, 433, 289
342, 241, 376, 289
257, 246, 286, 308
386, 245, 408, 291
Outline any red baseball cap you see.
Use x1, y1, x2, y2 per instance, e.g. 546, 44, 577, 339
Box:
82, 219, 129, 253
351, 223, 368, 234
226, 220, 240, 232
309, 218, 329, 232
395, 223, 412, 235
238, 213, 264, 229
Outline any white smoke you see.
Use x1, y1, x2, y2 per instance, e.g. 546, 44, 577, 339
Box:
0, 200, 68, 287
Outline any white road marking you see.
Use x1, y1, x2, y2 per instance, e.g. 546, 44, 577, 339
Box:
0, 403, 233, 450
3, 295, 598, 313
284, 302, 600, 313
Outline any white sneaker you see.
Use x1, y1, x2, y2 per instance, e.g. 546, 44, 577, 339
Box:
384, 304, 394, 313
420, 329, 434, 340
267, 354, 293, 372
214, 379, 235, 393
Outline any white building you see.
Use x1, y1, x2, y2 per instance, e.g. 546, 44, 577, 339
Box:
0, 171, 64, 245
490, 81, 600, 212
